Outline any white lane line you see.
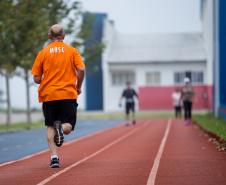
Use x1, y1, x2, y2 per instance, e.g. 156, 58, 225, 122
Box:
37, 122, 149, 185
146, 118, 172, 185
0, 124, 124, 168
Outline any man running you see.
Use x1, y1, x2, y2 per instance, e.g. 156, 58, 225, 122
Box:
119, 81, 138, 126
32, 24, 85, 168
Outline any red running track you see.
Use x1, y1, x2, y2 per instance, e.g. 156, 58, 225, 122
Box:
0, 119, 226, 185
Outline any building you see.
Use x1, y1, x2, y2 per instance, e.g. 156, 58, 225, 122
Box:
202, 0, 226, 118
0, 9, 215, 113
102, 19, 211, 111
84, 13, 106, 111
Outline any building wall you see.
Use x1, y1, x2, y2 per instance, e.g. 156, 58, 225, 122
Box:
218, 0, 226, 118
201, 0, 214, 85
85, 13, 107, 110
102, 18, 116, 112
139, 85, 212, 110
201, 0, 221, 116
104, 62, 207, 111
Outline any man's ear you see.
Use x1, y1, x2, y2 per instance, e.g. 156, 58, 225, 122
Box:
48, 32, 53, 40
60, 32, 65, 40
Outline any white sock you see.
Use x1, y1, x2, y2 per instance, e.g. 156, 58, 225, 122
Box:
51, 155, 58, 159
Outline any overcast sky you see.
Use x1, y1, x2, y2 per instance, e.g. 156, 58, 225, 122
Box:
81, 0, 202, 33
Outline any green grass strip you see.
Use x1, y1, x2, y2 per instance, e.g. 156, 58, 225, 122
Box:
193, 113, 226, 140
78, 111, 172, 120
0, 121, 43, 133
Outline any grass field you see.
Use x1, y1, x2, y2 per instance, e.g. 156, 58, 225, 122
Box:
0, 121, 43, 133
78, 111, 173, 120
193, 113, 226, 140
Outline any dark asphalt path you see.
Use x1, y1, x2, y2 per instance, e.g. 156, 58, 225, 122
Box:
0, 119, 122, 163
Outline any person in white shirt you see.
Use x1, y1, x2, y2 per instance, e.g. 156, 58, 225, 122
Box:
172, 87, 182, 118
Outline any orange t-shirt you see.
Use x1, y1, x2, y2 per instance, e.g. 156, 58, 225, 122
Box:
32, 41, 85, 102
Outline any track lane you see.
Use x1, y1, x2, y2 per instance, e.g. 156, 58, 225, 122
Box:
147, 119, 172, 185
2, 118, 224, 185
155, 119, 226, 185
0, 120, 152, 185
41, 119, 168, 185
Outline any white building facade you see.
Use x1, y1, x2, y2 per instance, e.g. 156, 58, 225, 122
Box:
102, 19, 210, 111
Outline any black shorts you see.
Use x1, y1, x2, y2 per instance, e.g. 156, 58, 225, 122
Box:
125, 102, 135, 115
42, 99, 78, 130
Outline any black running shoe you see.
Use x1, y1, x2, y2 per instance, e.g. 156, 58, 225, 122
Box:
49, 157, 60, 168
53, 120, 64, 147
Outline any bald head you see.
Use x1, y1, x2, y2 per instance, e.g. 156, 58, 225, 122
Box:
48, 24, 65, 40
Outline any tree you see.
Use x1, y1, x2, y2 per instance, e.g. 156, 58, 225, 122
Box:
76, 12, 105, 74
0, 0, 21, 126
12, 0, 81, 127
0, 1, 104, 127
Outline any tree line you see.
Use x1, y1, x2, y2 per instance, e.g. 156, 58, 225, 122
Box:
0, 0, 104, 127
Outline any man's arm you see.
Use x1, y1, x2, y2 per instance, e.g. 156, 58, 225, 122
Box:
119, 90, 125, 107
76, 69, 85, 94
33, 75, 42, 84
134, 89, 139, 100
191, 86, 195, 102
32, 51, 44, 84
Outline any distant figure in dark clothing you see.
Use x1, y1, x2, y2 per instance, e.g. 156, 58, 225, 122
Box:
119, 81, 139, 126
181, 77, 194, 125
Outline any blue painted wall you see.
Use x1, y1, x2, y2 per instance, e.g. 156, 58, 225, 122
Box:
218, 0, 226, 118
85, 13, 106, 110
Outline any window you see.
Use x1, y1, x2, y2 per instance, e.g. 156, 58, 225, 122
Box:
174, 72, 186, 84
146, 72, 161, 85
174, 71, 204, 84
111, 71, 135, 86
192, 72, 204, 84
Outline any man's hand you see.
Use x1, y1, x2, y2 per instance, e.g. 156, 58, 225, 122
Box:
77, 88, 82, 95
76, 68, 85, 95
33, 75, 42, 84
119, 98, 122, 107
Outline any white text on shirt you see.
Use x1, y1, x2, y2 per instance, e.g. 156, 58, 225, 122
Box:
49, 47, 64, 53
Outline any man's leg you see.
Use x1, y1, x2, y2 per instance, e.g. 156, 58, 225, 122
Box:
53, 122, 73, 146
47, 126, 60, 168
187, 101, 192, 123
178, 106, 182, 118
131, 103, 136, 125
183, 101, 188, 123
62, 123, 72, 135
47, 126, 57, 156
132, 111, 136, 125
125, 103, 130, 126
175, 106, 178, 118
125, 113, 130, 126
47, 123, 72, 168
